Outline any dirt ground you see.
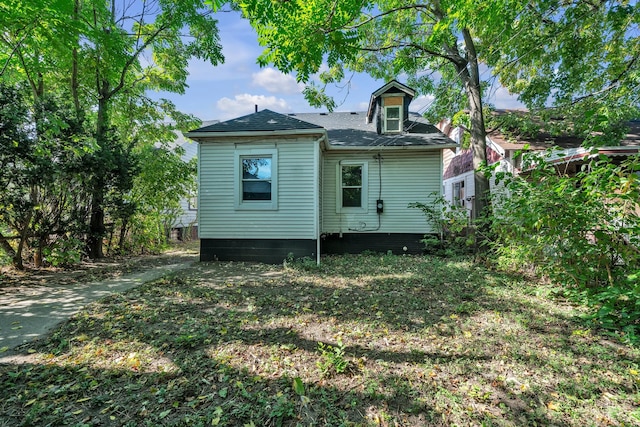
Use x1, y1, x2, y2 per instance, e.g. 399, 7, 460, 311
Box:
0, 241, 199, 293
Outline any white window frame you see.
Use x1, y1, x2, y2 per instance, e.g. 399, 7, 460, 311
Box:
188, 193, 198, 211
383, 105, 402, 133
234, 148, 278, 211
452, 180, 465, 207
336, 161, 368, 213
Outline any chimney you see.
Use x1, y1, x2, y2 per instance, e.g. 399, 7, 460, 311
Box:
255, 104, 258, 113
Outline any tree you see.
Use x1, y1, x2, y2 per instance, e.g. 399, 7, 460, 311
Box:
1, 0, 225, 266
486, 0, 640, 142
237, 0, 510, 227
0, 84, 32, 269
77, 0, 224, 258
238, 0, 640, 232
0, 83, 93, 269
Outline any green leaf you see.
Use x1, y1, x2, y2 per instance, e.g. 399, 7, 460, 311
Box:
292, 377, 305, 396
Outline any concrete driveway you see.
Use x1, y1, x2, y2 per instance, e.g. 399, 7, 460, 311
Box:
0, 257, 195, 363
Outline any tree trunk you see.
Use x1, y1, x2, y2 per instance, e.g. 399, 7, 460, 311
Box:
13, 213, 32, 270
34, 236, 46, 268
71, 0, 81, 117
117, 218, 129, 253
460, 28, 490, 222
87, 90, 109, 259
87, 184, 105, 259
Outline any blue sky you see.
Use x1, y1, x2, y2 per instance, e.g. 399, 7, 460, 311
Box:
150, 10, 524, 122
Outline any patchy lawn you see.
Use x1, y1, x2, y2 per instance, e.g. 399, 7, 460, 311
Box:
1, 254, 639, 426
0, 240, 199, 291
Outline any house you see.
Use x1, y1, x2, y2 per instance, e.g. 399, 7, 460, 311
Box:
440, 115, 640, 217
186, 80, 457, 263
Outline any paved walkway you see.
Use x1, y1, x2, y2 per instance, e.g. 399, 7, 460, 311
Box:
0, 256, 196, 363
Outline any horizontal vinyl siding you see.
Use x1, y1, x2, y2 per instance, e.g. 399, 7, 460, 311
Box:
322, 151, 442, 234
199, 137, 317, 239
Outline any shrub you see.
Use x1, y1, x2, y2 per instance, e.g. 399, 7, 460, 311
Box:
409, 193, 473, 256
491, 151, 640, 340
42, 237, 84, 267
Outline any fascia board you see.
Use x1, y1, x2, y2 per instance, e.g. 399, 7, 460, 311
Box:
186, 128, 326, 140
325, 143, 458, 152
486, 136, 506, 157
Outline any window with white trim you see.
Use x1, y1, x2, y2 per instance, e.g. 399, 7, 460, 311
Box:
452, 180, 465, 207
234, 149, 278, 210
188, 194, 198, 211
384, 105, 402, 133
337, 161, 368, 212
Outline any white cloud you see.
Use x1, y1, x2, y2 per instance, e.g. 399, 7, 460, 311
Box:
410, 95, 436, 113
252, 68, 303, 94
216, 94, 291, 119
489, 87, 526, 110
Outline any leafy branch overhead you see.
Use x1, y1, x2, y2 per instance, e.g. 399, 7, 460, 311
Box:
239, 0, 495, 219
239, 0, 638, 226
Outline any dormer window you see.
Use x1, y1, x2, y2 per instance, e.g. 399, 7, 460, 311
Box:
384, 105, 402, 132
366, 80, 416, 135
382, 94, 404, 133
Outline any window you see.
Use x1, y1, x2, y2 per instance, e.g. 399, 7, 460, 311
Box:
453, 181, 465, 207
235, 149, 277, 210
242, 157, 272, 200
188, 194, 198, 211
384, 106, 402, 133
337, 161, 368, 212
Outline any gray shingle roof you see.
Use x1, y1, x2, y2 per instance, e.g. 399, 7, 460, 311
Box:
187, 109, 456, 148
291, 111, 455, 147
189, 109, 322, 133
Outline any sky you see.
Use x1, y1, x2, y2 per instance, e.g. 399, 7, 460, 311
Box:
149, 9, 524, 122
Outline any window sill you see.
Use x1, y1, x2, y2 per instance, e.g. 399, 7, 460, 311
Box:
336, 206, 369, 214
235, 202, 278, 211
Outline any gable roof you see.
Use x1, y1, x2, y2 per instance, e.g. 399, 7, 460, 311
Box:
187, 109, 457, 150
186, 109, 323, 135
367, 80, 416, 124
371, 80, 416, 98
290, 111, 456, 149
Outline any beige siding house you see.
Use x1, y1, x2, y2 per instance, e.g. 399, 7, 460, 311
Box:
187, 81, 457, 263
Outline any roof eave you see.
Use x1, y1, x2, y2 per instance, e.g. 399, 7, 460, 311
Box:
325, 143, 458, 151
186, 128, 326, 140
546, 146, 640, 164
371, 80, 417, 98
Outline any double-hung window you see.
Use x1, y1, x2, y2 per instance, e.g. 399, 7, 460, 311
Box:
384, 105, 402, 133
453, 181, 465, 207
337, 161, 368, 212
188, 193, 198, 211
235, 149, 278, 210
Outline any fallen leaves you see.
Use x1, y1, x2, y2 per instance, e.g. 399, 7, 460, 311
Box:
0, 255, 639, 426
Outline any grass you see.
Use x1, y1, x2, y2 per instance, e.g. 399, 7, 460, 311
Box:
1, 254, 639, 426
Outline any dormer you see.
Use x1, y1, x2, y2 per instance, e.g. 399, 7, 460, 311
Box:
366, 80, 416, 135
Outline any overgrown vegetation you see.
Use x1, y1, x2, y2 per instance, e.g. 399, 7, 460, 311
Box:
0, 83, 197, 269
491, 152, 640, 343
409, 193, 472, 257
1, 255, 639, 426
0, 0, 222, 268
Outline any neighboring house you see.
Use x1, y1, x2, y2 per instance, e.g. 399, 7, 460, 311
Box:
186, 80, 457, 263
440, 115, 640, 217
171, 120, 217, 240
